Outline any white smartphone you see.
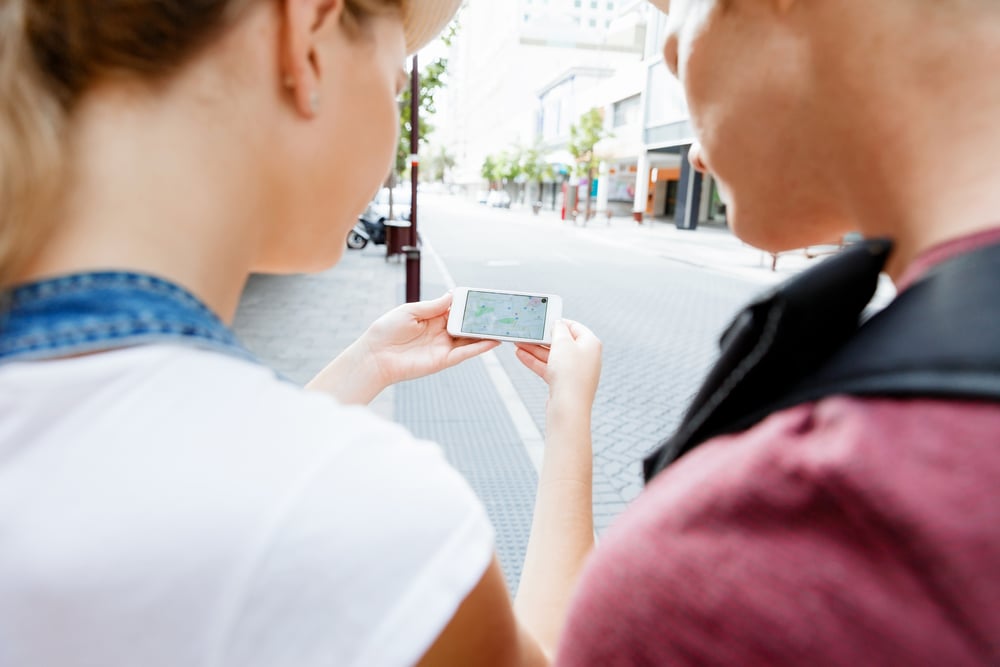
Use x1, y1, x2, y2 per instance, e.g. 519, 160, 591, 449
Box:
447, 287, 563, 345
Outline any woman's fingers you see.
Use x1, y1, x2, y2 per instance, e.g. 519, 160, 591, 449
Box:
515, 343, 550, 364
515, 346, 547, 379
447, 338, 500, 366
402, 291, 453, 320
562, 318, 597, 343
551, 319, 572, 344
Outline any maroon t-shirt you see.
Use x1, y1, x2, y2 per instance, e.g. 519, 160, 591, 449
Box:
556, 232, 1000, 666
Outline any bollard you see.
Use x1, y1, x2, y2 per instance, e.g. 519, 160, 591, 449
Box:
403, 245, 421, 303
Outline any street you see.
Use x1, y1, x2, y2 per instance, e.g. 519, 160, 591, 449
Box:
234, 196, 781, 586
413, 197, 765, 529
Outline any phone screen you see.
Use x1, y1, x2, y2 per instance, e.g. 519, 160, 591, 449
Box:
462, 290, 549, 341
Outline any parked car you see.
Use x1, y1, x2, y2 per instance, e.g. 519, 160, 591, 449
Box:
368, 187, 412, 221
486, 190, 511, 209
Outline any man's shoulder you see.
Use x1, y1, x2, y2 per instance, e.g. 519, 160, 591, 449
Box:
557, 396, 1000, 665
608, 396, 1000, 560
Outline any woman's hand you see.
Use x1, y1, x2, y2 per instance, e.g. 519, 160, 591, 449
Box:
361, 291, 500, 385
515, 319, 602, 420
307, 293, 499, 404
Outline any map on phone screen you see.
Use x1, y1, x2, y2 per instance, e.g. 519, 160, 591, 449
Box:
462, 291, 549, 341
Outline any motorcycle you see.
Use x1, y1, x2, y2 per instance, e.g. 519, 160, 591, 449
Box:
346, 211, 387, 250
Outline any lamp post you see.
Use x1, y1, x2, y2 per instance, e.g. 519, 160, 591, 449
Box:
405, 54, 421, 303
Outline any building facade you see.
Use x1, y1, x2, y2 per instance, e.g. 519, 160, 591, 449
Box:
439, 0, 644, 191
440, 0, 722, 229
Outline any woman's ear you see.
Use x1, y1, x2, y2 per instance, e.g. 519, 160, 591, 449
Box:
281, 0, 344, 118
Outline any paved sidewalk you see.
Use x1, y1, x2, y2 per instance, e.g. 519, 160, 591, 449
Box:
516, 205, 829, 280
232, 201, 895, 590
484, 199, 896, 307
232, 244, 398, 419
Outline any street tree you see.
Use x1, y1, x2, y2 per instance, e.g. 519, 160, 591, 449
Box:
498, 149, 523, 197
387, 15, 459, 218
568, 107, 612, 221
393, 16, 460, 179
424, 145, 456, 183
520, 142, 555, 212
481, 154, 500, 189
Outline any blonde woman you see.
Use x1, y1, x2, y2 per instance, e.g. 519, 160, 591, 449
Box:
0, 1, 600, 665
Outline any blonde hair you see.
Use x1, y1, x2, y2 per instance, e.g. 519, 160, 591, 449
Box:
0, 0, 64, 287
0, 0, 401, 288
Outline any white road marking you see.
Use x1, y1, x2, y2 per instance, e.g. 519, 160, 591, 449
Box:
423, 237, 546, 474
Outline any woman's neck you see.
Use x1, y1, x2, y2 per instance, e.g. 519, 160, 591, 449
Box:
18, 87, 265, 323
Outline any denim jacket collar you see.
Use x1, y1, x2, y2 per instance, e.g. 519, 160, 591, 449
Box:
0, 271, 257, 366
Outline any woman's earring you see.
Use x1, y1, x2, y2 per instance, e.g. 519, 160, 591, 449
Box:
309, 91, 321, 115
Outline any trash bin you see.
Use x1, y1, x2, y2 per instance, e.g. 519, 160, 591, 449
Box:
384, 219, 412, 261
402, 245, 421, 303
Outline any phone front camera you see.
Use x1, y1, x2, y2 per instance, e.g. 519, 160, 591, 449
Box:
541, 298, 548, 303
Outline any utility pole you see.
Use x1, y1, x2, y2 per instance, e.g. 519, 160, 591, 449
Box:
404, 54, 421, 303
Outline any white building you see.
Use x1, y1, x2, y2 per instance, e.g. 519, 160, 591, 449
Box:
633, 5, 724, 229
438, 0, 644, 189
439, 0, 722, 229
533, 1, 724, 228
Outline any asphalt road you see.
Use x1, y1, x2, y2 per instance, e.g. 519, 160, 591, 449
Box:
416, 196, 766, 532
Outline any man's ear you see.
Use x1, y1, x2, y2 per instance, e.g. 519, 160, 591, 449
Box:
281, 0, 344, 118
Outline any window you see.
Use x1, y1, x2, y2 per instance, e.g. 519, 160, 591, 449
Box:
646, 63, 689, 127
645, 10, 669, 59
613, 94, 641, 128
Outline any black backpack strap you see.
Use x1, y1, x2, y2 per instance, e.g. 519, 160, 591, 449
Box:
644, 238, 1000, 482
773, 239, 1000, 407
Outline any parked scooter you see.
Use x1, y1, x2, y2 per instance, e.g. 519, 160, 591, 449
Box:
346, 210, 386, 250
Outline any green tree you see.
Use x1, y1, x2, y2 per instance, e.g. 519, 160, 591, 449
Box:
568, 107, 612, 220
424, 145, 456, 183
499, 149, 523, 189
394, 19, 460, 179
481, 154, 500, 189
520, 142, 555, 209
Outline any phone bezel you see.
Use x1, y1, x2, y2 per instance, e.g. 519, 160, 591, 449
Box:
447, 287, 562, 345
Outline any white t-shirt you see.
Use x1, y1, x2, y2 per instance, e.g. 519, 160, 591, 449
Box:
0, 345, 494, 667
